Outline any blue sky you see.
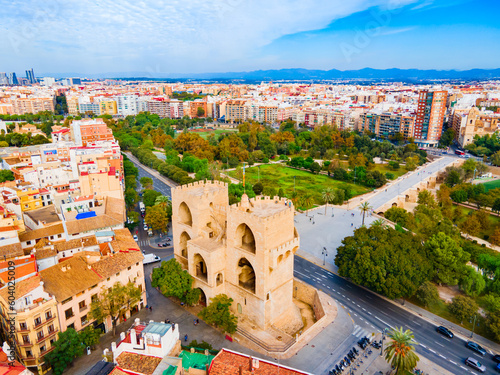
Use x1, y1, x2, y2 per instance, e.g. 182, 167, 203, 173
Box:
0, 0, 499, 76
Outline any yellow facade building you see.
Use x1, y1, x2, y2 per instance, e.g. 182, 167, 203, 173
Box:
99, 100, 117, 116
17, 188, 44, 212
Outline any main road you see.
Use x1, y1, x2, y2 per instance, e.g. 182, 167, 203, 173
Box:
129, 155, 496, 374
294, 256, 498, 374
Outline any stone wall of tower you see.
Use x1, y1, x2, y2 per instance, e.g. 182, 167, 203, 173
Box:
171, 182, 299, 331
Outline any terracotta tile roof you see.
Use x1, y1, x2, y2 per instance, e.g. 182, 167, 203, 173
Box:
91, 251, 143, 279
115, 352, 162, 375
34, 248, 57, 260
18, 223, 64, 242
108, 368, 130, 375
39, 256, 102, 302
65, 215, 122, 235
0, 242, 23, 258
0, 348, 28, 375
209, 349, 312, 375
53, 235, 97, 252
24, 205, 61, 225
0, 275, 42, 301
110, 229, 140, 252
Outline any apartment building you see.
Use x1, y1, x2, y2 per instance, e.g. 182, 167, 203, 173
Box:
10, 97, 56, 115
414, 90, 447, 147
100, 100, 118, 116
0, 275, 60, 374
147, 98, 170, 118
226, 100, 246, 122
39, 243, 146, 334
71, 118, 115, 146
17, 188, 52, 212
360, 113, 415, 139
188, 99, 207, 118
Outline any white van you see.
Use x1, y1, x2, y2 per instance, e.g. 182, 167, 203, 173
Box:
143, 253, 161, 264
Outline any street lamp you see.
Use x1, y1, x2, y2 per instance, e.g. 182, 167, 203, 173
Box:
470, 314, 477, 338
322, 247, 328, 265
380, 328, 387, 356
293, 176, 296, 192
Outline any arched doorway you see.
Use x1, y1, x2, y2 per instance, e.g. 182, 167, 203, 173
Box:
193, 254, 208, 282
235, 223, 256, 253
180, 231, 191, 258
197, 288, 207, 306
238, 258, 256, 293
179, 202, 193, 226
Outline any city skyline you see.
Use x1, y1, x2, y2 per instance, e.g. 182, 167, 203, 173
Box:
0, 0, 499, 76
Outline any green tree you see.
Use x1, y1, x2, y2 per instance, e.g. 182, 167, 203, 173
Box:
45, 328, 85, 375
445, 169, 462, 187
155, 195, 172, 212
459, 266, 486, 297
384, 207, 414, 229
417, 190, 437, 208
143, 189, 162, 206
253, 181, 263, 195
358, 202, 372, 226
488, 311, 500, 341
309, 161, 321, 174
89, 282, 141, 335
491, 151, 500, 167
151, 259, 199, 304
335, 227, 430, 300
425, 232, 469, 285
460, 215, 481, 237
449, 295, 478, 324
322, 187, 336, 215
416, 281, 440, 307
140, 176, 153, 189
196, 107, 205, 117
0, 170, 14, 183
125, 188, 139, 209
78, 325, 102, 349
199, 294, 238, 334
145, 204, 170, 233
492, 198, 500, 214
384, 327, 419, 375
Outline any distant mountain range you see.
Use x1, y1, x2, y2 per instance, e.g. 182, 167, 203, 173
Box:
45, 68, 500, 81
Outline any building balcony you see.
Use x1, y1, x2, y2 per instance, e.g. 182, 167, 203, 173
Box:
20, 341, 33, 347
79, 305, 88, 313
45, 328, 58, 340
40, 346, 55, 357
36, 335, 46, 344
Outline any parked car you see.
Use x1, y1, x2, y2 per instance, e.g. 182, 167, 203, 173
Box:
465, 357, 486, 373
436, 326, 453, 339
158, 242, 171, 247
133, 234, 138, 241
466, 341, 486, 356
143, 253, 161, 264
493, 354, 500, 363
143, 224, 148, 231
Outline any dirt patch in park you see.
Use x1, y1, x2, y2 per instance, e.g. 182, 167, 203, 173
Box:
437, 285, 460, 303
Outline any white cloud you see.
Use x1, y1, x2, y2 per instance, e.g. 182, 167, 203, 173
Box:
0, 0, 420, 73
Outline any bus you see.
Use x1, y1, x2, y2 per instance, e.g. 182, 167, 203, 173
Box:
455, 150, 465, 156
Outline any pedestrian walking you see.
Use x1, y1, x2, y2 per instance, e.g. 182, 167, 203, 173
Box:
184, 334, 188, 342
351, 223, 353, 227
149, 306, 152, 312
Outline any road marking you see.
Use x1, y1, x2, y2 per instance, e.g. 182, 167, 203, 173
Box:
295, 271, 310, 279
439, 354, 446, 359
460, 366, 468, 371
413, 321, 421, 326
374, 316, 394, 330
420, 344, 426, 348
429, 349, 436, 354
347, 297, 350, 301
365, 295, 372, 300
342, 295, 345, 298
434, 341, 445, 348
356, 304, 361, 308
362, 308, 366, 311
450, 360, 457, 365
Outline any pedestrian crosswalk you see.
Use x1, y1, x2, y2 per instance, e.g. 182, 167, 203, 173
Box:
352, 325, 371, 339
138, 240, 150, 247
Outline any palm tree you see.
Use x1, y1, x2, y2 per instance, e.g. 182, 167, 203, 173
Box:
322, 187, 336, 215
384, 327, 420, 375
359, 202, 372, 226
300, 194, 314, 214
155, 195, 171, 212
370, 218, 387, 229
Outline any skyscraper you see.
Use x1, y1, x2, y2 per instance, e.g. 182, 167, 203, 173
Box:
8, 72, 18, 85
0, 73, 7, 85
25, 68, 37, 84
414, 90, 447, 147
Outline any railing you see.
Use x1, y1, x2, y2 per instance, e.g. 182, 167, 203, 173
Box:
40, 346, 55, 356
20, 340, 32, 347
79, 305, 88, 312
236, 326, 296, 353
36, 335, 45, 343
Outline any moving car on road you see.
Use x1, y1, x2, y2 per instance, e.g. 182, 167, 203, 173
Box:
436, 326, 454, 338
466, 341, 486, 356
465, 357, 486, 373
143, 253, 161, 264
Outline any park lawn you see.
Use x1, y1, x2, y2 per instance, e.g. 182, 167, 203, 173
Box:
227, 164, 371, 206
369, 164, 407, 179
186, 129, 238, 140
408, 295, 493, 342
457, 206, 500, 240
481, 179, 500, 192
